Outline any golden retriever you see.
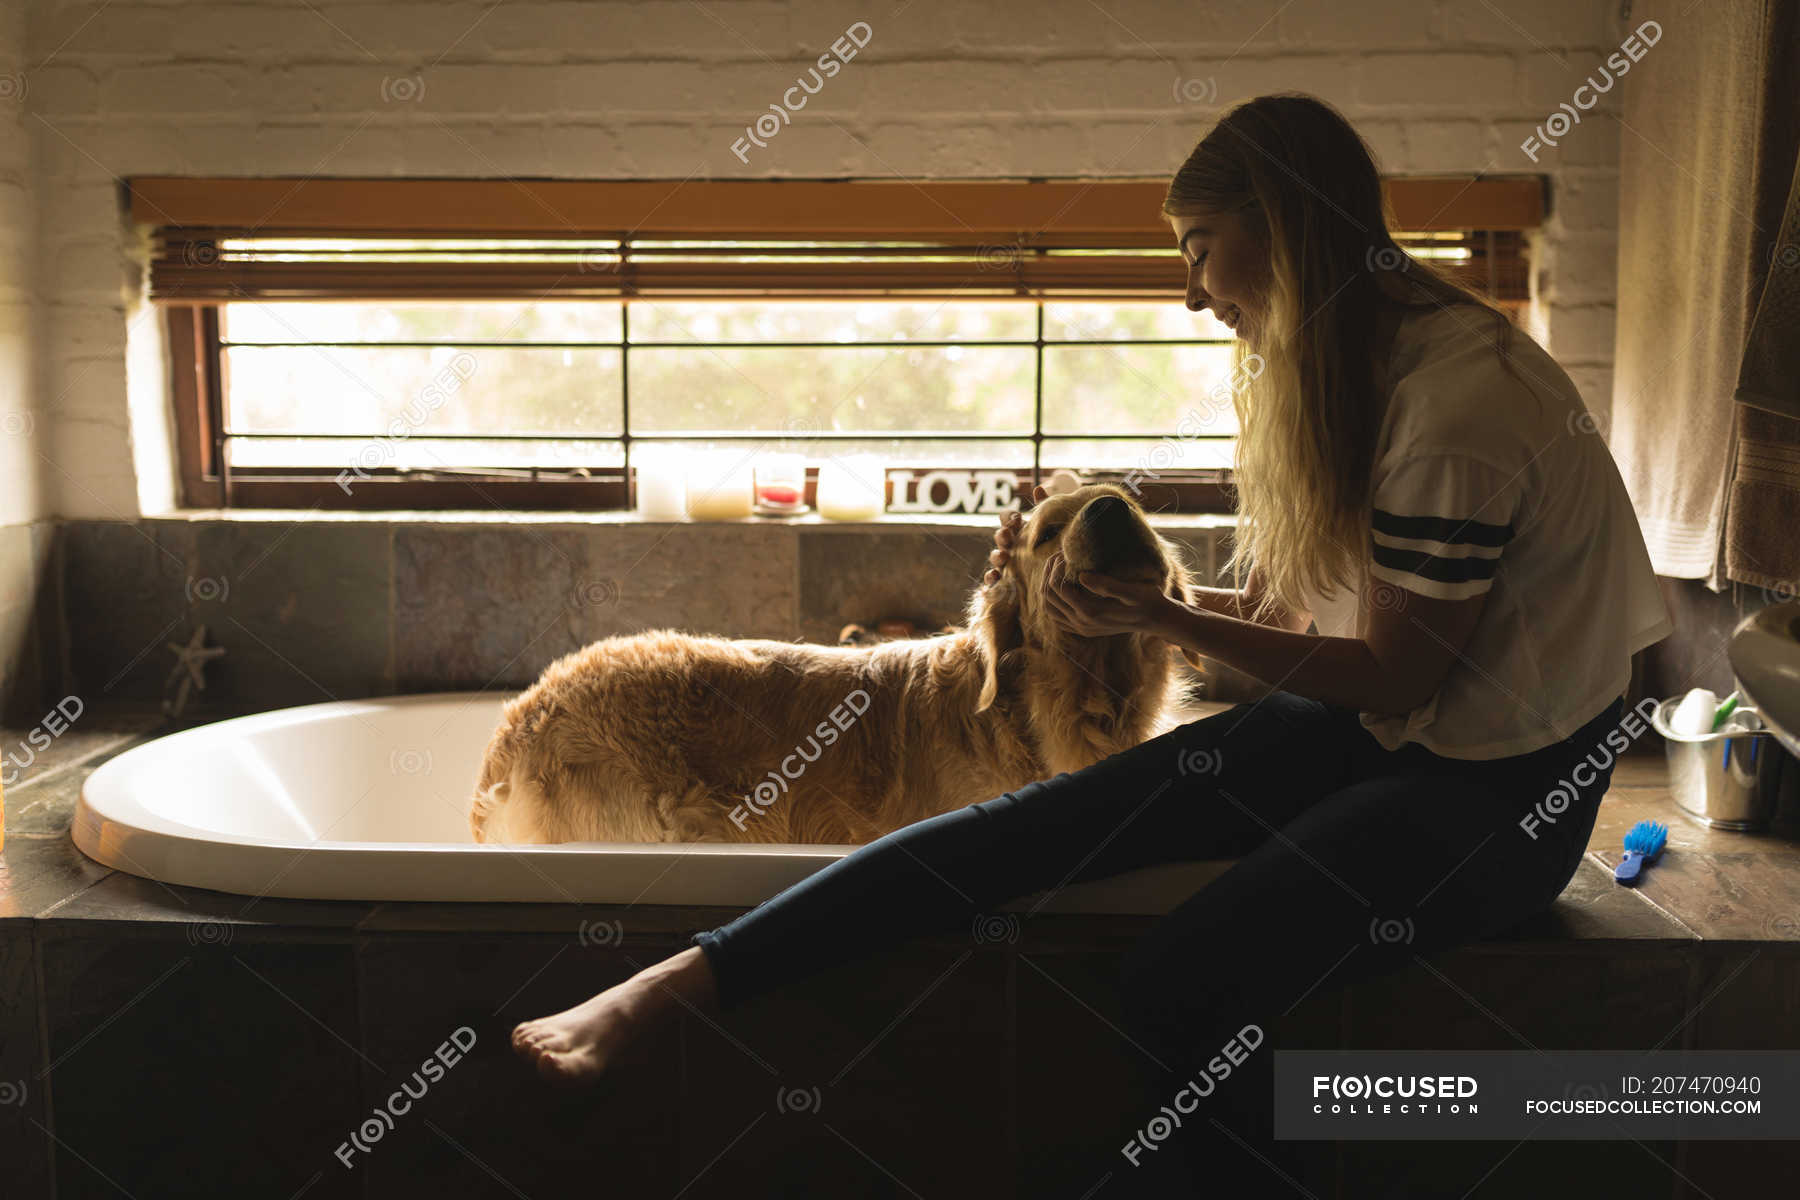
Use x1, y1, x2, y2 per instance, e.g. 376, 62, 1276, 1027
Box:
469, 484, 1199, 846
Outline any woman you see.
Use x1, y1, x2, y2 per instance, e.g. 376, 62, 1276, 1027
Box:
512, 93, 1671, 1191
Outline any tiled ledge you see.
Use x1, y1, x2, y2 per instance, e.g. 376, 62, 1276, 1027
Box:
51, 512, 1246, 713
5, 707, 1792, 1199
3, 698, 1787, 949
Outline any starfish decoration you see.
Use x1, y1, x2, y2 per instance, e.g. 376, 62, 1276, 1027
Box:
164, 625, 226, 717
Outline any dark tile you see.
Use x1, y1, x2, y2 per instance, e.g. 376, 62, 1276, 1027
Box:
1336, 1138, 1673, 1199
602, 523, 798, 641
357, 938, 680, 1197
0, 702, 164, 794
188, 520, 392, 706
1686, 948, 1800, 1049
1017, 946, 1339, 1199
1016, 949, 1156, 1198
0, 519, 46, 726
59, 519, 195, 702
797, 528, 990, 645
1342, 946, 1688, 1196
679, 944, 1011, 1198
44, 869, 375, 931
356, 899, 743, 939
31, 519, 63, 702
394, 524, 590, 690
1672, 949, 1800, 1194
0, 924, 52, 1200
1504, 857, 1694, 943
1344, 946, 1691, 1052
0, 834, 113, 919
39, 932, 362, 1200
5, 764, 91, 837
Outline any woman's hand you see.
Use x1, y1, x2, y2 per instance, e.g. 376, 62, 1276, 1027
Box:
982, 484, 1048, 588
1042, 550, 1184, 640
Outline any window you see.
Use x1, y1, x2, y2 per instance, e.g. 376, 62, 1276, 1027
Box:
139, 179, 1541, 512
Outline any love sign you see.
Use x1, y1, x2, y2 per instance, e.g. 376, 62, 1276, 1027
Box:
885, 469, 1019, 515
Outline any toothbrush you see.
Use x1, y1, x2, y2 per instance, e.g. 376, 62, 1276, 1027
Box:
1614, 820, 1668, 885
1711, 690, 1741, 731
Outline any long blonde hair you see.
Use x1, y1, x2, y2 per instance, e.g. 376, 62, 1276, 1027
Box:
1163, 93, 1524, 619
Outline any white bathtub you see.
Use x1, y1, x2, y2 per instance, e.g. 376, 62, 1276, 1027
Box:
73, 693, 1228, 912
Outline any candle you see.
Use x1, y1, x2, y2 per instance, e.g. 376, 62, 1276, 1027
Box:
816, 456, 885, 521
684, 452, 754, 520
754, 453, 808, 512
634, 446, 686, 520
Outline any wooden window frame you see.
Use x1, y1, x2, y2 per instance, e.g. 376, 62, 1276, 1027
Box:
146, 177, 1542, 514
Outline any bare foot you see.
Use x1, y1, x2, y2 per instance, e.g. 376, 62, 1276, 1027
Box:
511, 945, 718, 1086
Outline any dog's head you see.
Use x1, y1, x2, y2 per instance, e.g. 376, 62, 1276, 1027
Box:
970, 483, 1196, 712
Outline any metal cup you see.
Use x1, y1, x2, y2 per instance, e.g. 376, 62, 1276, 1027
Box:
1650, 698, 1797, 831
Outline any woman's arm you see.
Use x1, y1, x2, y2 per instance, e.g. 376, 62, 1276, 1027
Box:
1172, 566, 1308, 675
1184, 565, 1310, 631
1159, 587, 1485, 715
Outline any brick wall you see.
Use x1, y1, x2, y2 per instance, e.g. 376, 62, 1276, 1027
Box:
14, 0, 1628, 519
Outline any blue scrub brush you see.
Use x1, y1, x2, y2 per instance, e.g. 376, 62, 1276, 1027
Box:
1613, 820, 1668, 885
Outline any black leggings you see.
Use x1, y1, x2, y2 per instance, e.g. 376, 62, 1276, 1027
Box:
692, 690, 1626, 1193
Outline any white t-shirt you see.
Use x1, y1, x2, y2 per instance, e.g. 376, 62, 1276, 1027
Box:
1297, 302, 1672, 760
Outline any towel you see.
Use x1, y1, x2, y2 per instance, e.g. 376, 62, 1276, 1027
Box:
1725, 122, 1800, 590
1607, 0, 1795, 585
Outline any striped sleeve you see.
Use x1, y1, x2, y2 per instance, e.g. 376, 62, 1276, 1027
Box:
1368, 453, 1519, 602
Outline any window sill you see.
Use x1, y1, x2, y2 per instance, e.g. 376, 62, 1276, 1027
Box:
152, 507, 1240, 532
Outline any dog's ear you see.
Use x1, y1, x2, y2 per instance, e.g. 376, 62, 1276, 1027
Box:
971, 571, 1024, 713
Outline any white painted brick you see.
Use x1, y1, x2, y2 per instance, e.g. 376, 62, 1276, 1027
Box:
1541, 232, 1617, 302
844, 60, 1042, 115
99, 64, 250, 114
1277, 0, 1442, 48
1489, 114, 1618, 167
1564, 364, 1614, 421
1443, 0, 1616, 49
10, 0, 1635, 519
21, 64, 99, 113
1517, 52, 1628, 114
1096, 0, 1283, 53
44, 303, 129, 359
34, 180, 122, 242
28, 3, 185, 57
1402, 119, 1487, 172
382, 4, 686, 59
28, 122, 193, 180
0, 118, 28, 176
1220, 57, 1358, 110
1544, 301, 1616, 364
1354, 120, 1408, 174
1359, 53, 1513, 111
608, 121, 716, 176
49, 417, 138, 519
0, 176, 29, 229
710, 117, 865, 175
1549, 169, 1618, 231
50, 358, 130, 422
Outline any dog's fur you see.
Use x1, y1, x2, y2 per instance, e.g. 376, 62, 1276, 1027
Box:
470, 484, 1198, 845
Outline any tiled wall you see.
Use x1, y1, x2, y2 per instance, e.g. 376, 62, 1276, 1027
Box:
53, 516, 1236, 714
0, 519, 57, 725
10, 0, 1631, 519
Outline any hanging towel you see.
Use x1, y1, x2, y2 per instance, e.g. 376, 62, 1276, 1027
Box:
1724, 29, 1800, 591
1607, 0, 1792, 585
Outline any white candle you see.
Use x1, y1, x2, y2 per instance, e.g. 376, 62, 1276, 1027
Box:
684, 451, 754, 520
634, 447, 687, 520
816, 456, 885, 521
